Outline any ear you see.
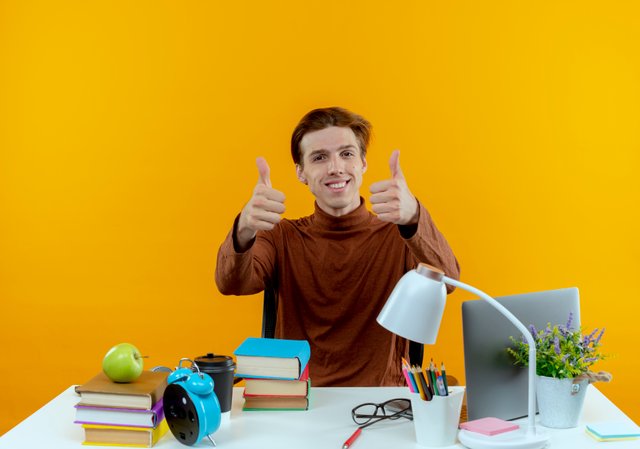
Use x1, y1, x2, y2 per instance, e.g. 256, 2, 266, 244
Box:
296, 164, 307, 184
361, 156, 367, 174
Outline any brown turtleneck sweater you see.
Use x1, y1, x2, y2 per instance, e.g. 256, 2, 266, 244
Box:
216, 198, 460, 387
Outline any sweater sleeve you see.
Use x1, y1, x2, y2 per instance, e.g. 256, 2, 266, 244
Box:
215, 214, 277, 295
398, 200, 460, 293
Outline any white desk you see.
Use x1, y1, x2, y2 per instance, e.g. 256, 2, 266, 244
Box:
0, 386, 637, 448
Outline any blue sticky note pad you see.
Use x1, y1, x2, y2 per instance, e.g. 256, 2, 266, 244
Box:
586, 422, 640, 439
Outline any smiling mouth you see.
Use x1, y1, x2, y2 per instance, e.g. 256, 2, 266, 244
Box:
326, 180, 349, 190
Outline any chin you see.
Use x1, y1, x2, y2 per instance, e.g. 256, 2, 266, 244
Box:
324, 197, 359, 212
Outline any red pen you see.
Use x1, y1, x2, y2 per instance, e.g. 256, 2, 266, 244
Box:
342, 427, 362, 449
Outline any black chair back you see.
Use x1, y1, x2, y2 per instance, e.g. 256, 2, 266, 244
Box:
261, 288, 423, 365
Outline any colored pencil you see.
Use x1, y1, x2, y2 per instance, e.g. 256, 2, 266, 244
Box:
402, 366, 415, 392
429, 360, 438, 396
440, 362, 449, 395
416, 368, 432, 401
412, 367, 427, 400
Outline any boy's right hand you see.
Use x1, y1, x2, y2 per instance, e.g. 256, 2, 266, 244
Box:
235, 157, 286, 251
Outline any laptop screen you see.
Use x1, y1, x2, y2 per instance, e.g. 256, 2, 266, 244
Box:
462, 287, 580, 421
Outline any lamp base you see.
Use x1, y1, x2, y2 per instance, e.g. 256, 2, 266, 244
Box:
458, 426, 549, 449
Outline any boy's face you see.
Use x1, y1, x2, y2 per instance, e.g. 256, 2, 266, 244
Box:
296, 126, 367, 217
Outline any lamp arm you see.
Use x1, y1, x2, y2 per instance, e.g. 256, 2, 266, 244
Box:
443, 276, 539, 435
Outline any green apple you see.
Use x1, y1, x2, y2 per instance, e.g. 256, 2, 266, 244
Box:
102, 343, 144, 383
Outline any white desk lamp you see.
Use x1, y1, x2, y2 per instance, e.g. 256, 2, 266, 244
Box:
377, 263, 549, 449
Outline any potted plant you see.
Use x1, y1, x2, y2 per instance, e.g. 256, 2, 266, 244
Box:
507, 312, 611, 428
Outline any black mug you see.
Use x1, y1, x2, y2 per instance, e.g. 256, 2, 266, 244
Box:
193, 353, 236, 414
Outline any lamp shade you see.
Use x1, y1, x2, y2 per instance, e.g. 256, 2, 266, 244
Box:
376, 265, 447, 344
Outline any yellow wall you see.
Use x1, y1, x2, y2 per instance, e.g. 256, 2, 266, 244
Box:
1, 1, 638, 434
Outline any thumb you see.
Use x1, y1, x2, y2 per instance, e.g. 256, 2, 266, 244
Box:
389, 150, 404, 180
256, 157, 272, 187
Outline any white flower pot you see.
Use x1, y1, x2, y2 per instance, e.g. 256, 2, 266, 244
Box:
536, 375, 589, 428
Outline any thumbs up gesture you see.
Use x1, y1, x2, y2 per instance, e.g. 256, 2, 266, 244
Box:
369, 150, 419, 225
236, 157, 286, 250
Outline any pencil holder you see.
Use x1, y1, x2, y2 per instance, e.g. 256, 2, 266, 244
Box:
410, 386, 465, 447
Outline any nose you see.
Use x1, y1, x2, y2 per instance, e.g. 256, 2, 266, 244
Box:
327, 154, 345, 175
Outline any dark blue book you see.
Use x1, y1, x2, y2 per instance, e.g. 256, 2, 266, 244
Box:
234, 337, 311, 380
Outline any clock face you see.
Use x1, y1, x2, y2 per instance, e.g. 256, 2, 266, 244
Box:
164, 383, 200, 446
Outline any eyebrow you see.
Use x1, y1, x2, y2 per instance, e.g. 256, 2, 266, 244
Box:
307, 145, 357, 158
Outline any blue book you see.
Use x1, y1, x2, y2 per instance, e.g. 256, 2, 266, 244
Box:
234, 337, 311, 380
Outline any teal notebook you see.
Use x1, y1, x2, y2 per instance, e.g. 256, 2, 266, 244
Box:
234, 338, 311, 380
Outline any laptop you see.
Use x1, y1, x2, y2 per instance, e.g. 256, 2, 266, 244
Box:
461, 287, 580, 421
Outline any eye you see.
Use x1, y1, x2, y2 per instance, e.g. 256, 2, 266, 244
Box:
311, 153, 326, 162
341, 150, 356, 158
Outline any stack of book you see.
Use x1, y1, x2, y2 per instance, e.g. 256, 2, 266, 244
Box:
74, 371, 169, 447
234, 337, 311, 411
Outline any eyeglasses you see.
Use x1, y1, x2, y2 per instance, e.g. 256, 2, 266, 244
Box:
351, 398, 412, 429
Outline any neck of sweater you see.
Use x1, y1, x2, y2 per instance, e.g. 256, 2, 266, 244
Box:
312, 197, 371, 231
